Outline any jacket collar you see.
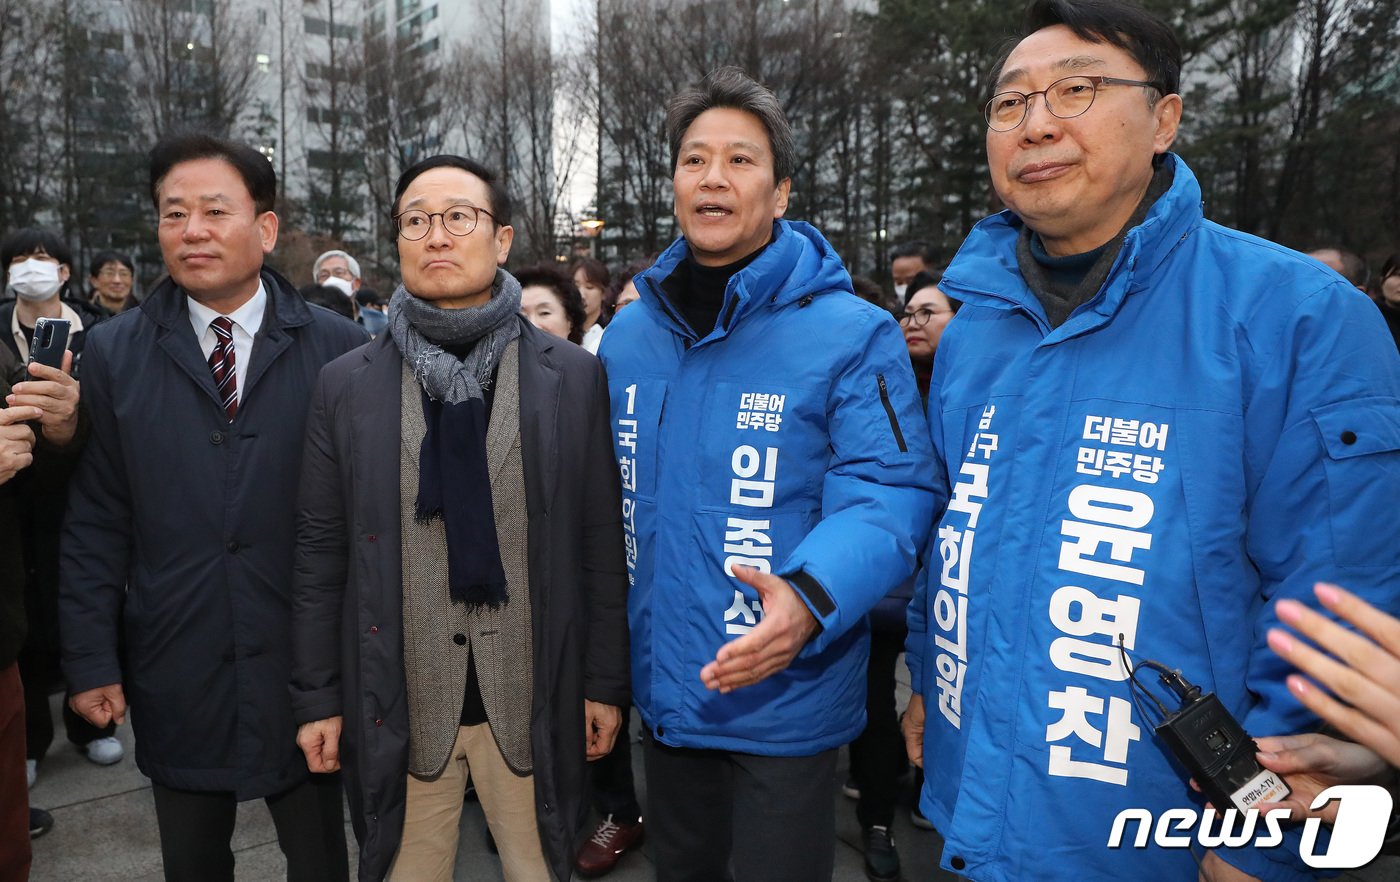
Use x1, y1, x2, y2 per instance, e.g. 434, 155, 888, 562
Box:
7, 300, 86, 363
141, 266, 314, 331
635, 219, 854, 343
146, 266, 312, 417
940, 153, 1203, 330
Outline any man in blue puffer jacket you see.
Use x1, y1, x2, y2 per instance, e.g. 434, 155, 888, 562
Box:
902, 2, 1400, 882
598, 67, 937, 882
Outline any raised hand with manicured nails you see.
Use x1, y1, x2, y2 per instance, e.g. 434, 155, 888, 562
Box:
1268, 582, 1400, 768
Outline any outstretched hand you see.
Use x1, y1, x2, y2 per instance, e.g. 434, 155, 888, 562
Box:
700, 566, 819, 693
1267, 583, 1400, 769
1251, 732, 1391, 825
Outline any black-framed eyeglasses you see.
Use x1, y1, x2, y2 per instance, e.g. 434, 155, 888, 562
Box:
984, 75, 1164, 132
393, 204, 496, 241
899, 307, 941, 328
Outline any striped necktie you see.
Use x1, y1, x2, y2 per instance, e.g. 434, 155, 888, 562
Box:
208, 316, 238, 421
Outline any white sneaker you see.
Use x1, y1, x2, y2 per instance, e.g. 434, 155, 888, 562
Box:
25, 759, 36, 788
83, 736, 124, 766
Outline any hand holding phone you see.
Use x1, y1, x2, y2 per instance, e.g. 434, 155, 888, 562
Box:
9, 319, 79, 446
28, 317, 71, 370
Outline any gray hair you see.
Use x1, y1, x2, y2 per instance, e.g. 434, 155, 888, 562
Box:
313, 249, 361, 281
665, 66, 796, 186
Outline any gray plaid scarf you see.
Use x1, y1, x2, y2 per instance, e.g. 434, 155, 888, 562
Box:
387, 268, 522, 404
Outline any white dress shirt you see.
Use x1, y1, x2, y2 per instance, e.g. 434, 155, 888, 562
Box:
581, 321, 604, 355
186, 281, 267, 406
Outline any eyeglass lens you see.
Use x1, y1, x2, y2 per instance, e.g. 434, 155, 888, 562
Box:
986, 76, 1099, 130
397, 206, 483, 240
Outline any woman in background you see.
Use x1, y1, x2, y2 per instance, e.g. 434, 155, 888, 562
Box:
518, 264, 587, 346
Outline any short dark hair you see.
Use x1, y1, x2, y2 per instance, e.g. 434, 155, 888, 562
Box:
299, 284, 356, 320
2, 227, 73, 269
148, 132, 278, 214
605, 257, 653, 313
515, 263, 586, 345
889, 241, 932, 264
354, 286, 388, 308
907, 269, 962, 315
988, 0, 1182, 97
666, 66, 796, 185
89, 250, 134, 278
906, 270, 940, 300
391, 155, 512, 227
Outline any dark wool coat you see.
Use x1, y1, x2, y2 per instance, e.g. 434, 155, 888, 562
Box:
290, 320, 630, 881
59, 269, 366, 798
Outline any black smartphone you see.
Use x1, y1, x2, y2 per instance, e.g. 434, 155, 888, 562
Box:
28, 317, 71, 370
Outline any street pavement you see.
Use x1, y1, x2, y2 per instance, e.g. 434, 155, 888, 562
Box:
27, 674, 955, 882
26, 686, 1399, 881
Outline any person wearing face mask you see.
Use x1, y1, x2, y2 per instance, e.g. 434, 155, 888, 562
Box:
888, 241, 932, 305
1, 229, 106, 373
312, 249, 363, 323
0, 228, 118, 790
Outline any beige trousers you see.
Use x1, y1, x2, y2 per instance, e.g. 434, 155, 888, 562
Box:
388, 724, 549, 882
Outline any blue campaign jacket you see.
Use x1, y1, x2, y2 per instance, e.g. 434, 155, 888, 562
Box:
908, 155, 1400, 882
599, 220, 936, 756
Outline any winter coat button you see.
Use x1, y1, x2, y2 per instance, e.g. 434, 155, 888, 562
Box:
453, 633, 466, 646
1341, 430, 1357, 445
369, 625, 379, 635
367, 534, 377, 542
209, 431, 224, 445
656, 726, 665, 737
374, 718, 383, 727
951, 857, 966, 871
226, 541, 240, 553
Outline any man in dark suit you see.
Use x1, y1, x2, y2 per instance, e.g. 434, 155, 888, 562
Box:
290, 155, 630, 882
60, 133, 365, 881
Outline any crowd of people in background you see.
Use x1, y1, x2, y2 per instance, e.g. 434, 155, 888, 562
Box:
1, 2, 1399, 882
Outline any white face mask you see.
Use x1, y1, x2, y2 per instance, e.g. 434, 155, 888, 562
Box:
7, 258, 64, 302
894, 283, 908, 302
322, 276, 354, 298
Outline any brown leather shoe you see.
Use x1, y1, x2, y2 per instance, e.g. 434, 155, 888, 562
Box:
575, 814, 645, 877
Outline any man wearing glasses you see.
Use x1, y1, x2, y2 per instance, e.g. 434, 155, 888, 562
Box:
290, 155, 629, 882
902, 1, 1400, 881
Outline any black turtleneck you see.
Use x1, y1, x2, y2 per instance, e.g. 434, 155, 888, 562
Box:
1016, 159, 1175, 329
661, 245, 768, 339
